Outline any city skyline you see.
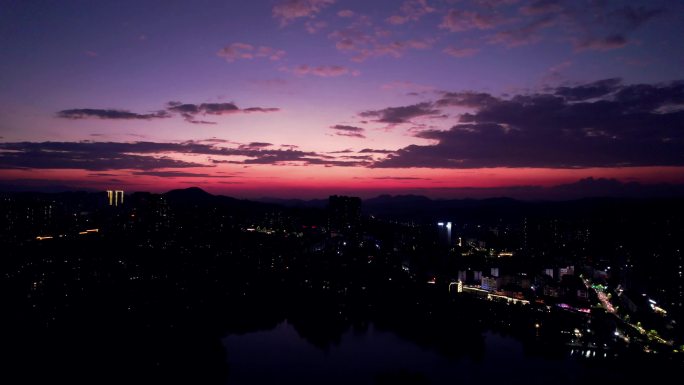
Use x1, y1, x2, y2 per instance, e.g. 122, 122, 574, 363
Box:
2, 0, 684, 198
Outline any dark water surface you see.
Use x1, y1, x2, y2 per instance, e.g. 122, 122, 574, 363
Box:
223, 321, 628, 385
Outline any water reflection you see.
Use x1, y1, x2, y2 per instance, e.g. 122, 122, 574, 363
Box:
223, 321, 622, 385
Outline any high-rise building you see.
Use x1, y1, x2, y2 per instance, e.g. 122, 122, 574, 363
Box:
106, 190, 124, 206
437, 221, 452, 246
328, 195, 361, 236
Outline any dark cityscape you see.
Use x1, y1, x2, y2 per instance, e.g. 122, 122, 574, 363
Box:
1, 188, 683, 383
2, 0, 684, 383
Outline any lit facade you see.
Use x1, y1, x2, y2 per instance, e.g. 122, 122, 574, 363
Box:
106, 190, 124, 206
437, 221, 452, 246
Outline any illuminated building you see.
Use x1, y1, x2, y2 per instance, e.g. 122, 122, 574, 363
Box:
481, 276, 499, 292
106, 190, 124, 206
559, 265, 574, 278
437, 221, 452, 246
449, 280, 463, 294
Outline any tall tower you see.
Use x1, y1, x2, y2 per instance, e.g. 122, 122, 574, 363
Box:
106, 190, 125, 206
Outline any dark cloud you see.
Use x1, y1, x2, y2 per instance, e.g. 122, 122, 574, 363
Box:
198, 103, 240, 115
166, 102, 200, 114
373, 176, 429, 180
335, 132, 365, 138
243, 107, 281, 113
0, 140, 366, 170
606, 6, 663, 30
59, 102, 280, 124
200, 138, 231, 143
241, 150, 316, 164
330, 124, 366, 138
339, 155, 373, 160
373, 79, 684, 169
330, 124, 364, 132
239, 149, 369, 167
238, 142, 273, 149
298, 158, 369, 167
554, 78, 621, 101
132, 171, 235, 178
0, 141, 206, 171
613, 82, 684, 111
359, 148, 396, 154
489, 2, 662, 50
169, 102, 279, 123
436, 91, 500, 107
202, 144, 367, 167
359, 102, 440, 124
187, 120, 217, 125
167, 102, 280, 123
57, 109, 171, 120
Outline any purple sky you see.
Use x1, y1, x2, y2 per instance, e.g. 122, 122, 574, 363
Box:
1, 0, 683, 198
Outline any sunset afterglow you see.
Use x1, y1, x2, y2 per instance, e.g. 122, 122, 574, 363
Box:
2, 0, 683, 198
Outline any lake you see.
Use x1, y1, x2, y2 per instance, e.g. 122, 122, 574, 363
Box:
223, 321, 628, 385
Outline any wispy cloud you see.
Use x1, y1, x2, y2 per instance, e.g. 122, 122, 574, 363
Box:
285, 64, 360, 77
386, 0, 435, 25
217, 42, 285, 62
305, 20, 328, 34
442, 46, 479, 58
272, 0, 335, 26
440, 9, 506, 32
573, 34, 628, 52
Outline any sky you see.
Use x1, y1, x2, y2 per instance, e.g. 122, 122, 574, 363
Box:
1, 0, 683, 199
